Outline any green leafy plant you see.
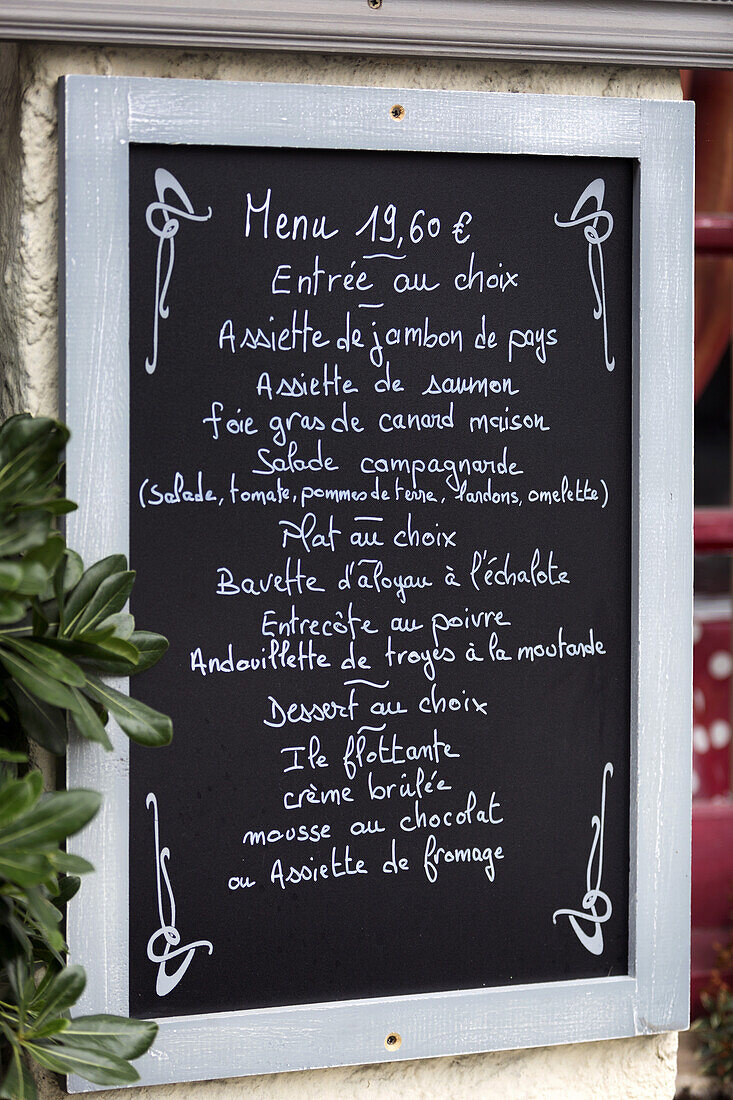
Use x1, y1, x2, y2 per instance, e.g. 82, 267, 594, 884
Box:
0, 413, 172, 1096
694, 986, 733, 1082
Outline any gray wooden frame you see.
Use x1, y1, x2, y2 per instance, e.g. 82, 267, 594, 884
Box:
7, 1, 733, 67
61, 77, 693, 1091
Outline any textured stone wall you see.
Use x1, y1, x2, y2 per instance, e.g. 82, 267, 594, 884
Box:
3, 39, 682, 1099
0, 42, 23, 418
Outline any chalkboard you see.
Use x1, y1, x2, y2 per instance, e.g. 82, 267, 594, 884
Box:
126, 142, 633, 1017
62, 78, 693, 1087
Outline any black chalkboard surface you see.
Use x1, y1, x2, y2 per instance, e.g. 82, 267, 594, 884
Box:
127, 144, 632, 1019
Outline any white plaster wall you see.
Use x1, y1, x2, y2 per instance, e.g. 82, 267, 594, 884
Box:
4, 39, 682, 1100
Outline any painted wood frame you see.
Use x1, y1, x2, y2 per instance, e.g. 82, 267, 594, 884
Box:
7, 1, 733, 67
60, 76, 693, 1091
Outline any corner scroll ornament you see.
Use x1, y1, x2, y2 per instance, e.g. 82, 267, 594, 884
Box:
145, 168, 212, 375
146, 792, 213, 997
554, 178, 615, 372
552, 761, 614, 956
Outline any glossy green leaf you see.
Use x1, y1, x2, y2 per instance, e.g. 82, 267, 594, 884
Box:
34, 636, 138, 677
22, 888, 65, 952
87, 611, 134, 641
0, 416, 67, 491
30, 964, 85, 1027
0, 562, 25, 590
61, 550, 83, 591
0, 594, 27, 624
30, 1019, 69, 1040
25, 1040, 139, 1087
28, 961, 63, 1004
50, 850, 94, 875
128, 632, 169, 674
5, 637, 85, 687
13, 563, 49, 597
0, 771, 42, 828
0, 788, 101, 852
52, 873, 81, 907
0, 650, 81, 713
92, 635, 139, 665
0, 850, 53, 888
52, 550, 83, 634
62, 1016, 157, 1060
15, 497, 76, 516
25, 532, 65, 576
0, 442, 57, 503
26, 534, 65, 604
0, 514, 51, 559
0, 1049, 37, 1100
7, 685, 68, 756
0, 412, 67, 463
24, 885, 63, 929
62, 555, 127, 636
83, 678, 172, 747
4, 956, 31, 1006
71, 572, 135, 638
67, 689, 113, 751
6, 473, 57, 506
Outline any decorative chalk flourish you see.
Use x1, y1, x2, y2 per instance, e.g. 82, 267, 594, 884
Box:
554, 178, 615, 372
145, 168, 212, 375
552, 761, 614, 956
146, 792, 213, 996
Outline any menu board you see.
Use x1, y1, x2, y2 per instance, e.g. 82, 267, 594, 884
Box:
126, 143, 633, 1020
